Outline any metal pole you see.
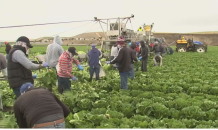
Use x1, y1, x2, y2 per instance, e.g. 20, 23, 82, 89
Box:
99, 21, 107, 40
96, 16, 132, 21
107, 19, 108, 40
118, 17, 121, 36
124, 19, 129, 29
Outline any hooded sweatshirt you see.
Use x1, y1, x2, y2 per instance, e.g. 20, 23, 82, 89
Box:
57, 51, 80, 78
46, 36, 64, 68
88, 47, 101, 67
129, 43, 137, 64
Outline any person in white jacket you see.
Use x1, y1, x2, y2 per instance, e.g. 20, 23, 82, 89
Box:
110, 44, 119, 68
110, 44, 119, 60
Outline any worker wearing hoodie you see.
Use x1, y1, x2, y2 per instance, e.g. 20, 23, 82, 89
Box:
128, 42, 137, 79
88, 45, 101, 82
46, 35, 64, 68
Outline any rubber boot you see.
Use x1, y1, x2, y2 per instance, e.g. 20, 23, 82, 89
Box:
58, 85, 63, 94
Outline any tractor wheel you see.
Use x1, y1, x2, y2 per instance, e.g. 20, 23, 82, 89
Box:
196, 46, 206, 53
177, 47, 187, 52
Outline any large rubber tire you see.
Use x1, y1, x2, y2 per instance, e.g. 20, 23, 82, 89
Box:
195, 46, 206, 53
177, 47, 187, 52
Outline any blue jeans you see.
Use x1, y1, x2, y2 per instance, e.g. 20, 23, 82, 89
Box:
89, 64, 100, 80
120, 72, 129, 89
6, 54, 9, 61
129, 64, 135, 80
58, 77, 71, 94
136, 52, 139, 57
13, 87, 21, 98
34, 122, 65, 128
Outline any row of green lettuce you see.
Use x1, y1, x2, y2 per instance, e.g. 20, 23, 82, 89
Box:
1, 46, 218, 128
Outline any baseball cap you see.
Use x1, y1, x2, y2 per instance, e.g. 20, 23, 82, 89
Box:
91, 44, 96, 48
20, 82, 34, 94
16, 36, 33, 48
68, 47, 78, 55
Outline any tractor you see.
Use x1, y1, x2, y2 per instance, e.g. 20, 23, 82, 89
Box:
176, 37, 207, 52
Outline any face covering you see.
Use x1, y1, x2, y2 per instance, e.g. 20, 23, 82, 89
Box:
66, 50, 74, 59
117, 44, 122, 49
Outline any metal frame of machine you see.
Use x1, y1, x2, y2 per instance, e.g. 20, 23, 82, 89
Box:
94, 15, 135, 57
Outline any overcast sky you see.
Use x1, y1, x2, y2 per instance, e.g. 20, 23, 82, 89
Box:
0, 0, 218, 41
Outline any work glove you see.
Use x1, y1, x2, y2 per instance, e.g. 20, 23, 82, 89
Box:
72, 76, 78, 81
43, 62, 49, 67
78, 65, 84, 70
32, 74, 37, 79
106, 61, 111, 64
138, 57, 142, 60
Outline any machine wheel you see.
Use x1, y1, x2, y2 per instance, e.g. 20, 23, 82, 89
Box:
177, 47, 187, 52
196, 46, 206, 53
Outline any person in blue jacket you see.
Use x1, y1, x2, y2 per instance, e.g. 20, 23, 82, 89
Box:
88, 44, 101, 82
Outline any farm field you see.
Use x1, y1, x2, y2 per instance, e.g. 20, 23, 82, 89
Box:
1, 46, 218, 128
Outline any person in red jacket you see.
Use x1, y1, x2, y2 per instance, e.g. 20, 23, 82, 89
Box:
136, 41, 140, 57
56, 47, 84, 94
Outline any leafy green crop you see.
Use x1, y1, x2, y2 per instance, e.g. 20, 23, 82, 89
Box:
2, 46, 218, 128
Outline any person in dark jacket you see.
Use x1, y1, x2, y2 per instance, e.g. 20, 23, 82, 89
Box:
160, 44, 167, 56
128, 42, 138, 79
5, 41, 11, 60
14, 83, 70, 128
138, 41, 149, 72
167, 46, 174, 55
153, 42, 161, 55
7, 36, 49, 98
108, 36, 131, 89
88, 44, 101, 82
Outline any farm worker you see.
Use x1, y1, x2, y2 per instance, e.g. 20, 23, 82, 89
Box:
7, 36, 49, 98
160, 44, 167, 57
135, 42, 140, 57
138, 41, 149, 72
150, 42, 154, 48
0, 53, 7, 77
56, 47, 84, 94
153, 54, 163, 66
88, 44, 101, 82
46, 35, 64, 73
138, 26, 143, 31
110, 44, 119, 61
128, 42, 138, 79
5, 41, 11, 61
13, 83, 70, 128
167, 46, 174, 55
153, 40, 161, 55
110, 44, 119, 68
107, 36, 131, 89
